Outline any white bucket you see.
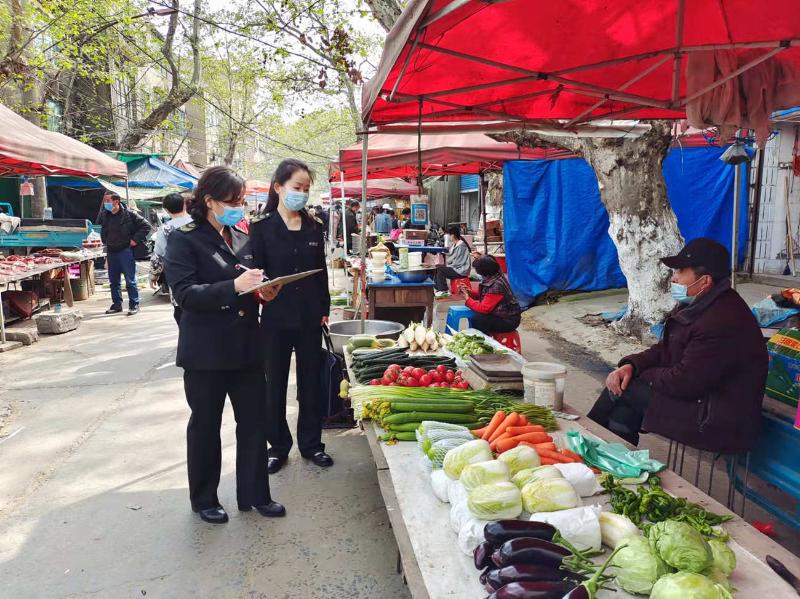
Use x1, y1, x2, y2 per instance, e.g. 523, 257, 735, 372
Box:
408, 252, 422, 268
521, 362, 566, 410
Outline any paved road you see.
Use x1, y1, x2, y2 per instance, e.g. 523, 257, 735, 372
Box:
0, 291, 410, 598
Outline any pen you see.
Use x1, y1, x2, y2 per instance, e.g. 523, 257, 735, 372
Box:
235, 264, 268, 281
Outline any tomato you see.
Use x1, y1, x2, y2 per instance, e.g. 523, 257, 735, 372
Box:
456, 370, 463, 377
403, 366, 415, 375
456, 381, 470, 389
436, 364, 448, 375
438, 382, 449, 388
387, 364, 402, 371
411, 367, 426, 379
428, 383, 438, 388
405, 378, 419, 387
383, 368, 399, 382
369, 379, 381, 385
396, 375, 407, 386
419, 374, 433, 386
428, 370, 441, 383
389, 382, 398, 386
445, 370, 455, 383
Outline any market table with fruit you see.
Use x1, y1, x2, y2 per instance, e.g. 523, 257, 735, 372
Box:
342, 329, 800, 599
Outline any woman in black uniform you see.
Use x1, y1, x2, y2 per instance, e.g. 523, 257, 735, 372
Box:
165, 166, 285, 524
250, 159, 332, 474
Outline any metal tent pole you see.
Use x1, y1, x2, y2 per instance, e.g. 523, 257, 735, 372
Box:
359, 131, 370, 333
732, 163, 741, 290
480, 171, 487, 253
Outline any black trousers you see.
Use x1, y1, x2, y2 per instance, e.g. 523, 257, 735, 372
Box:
173, 306, 183, 326
472, 312, 520, 334
587, 378, 653, 446
263, 326, 325, 458
434, 265, 465, 291
183, 368, 270, 511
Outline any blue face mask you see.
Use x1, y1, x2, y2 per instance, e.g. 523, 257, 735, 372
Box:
103, 202, 114, 212
216, 205, 245, 227
283, 190, 309, 212
671, 278, 702, 304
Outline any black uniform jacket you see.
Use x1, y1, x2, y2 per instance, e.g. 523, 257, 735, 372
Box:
249, 211, 330, 329
164, 219, 261, 370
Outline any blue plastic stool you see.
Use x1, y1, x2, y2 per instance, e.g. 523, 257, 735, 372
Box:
446, 306, 476, 333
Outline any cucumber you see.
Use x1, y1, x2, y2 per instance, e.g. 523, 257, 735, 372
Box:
390, 402, 474, 413
388, 422, 423, 432
383, 411, 478, 425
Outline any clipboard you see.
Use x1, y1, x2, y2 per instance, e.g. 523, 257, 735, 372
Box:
238, 268, 323, 296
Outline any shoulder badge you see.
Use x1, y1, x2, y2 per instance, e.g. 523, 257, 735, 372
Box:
178, 222, 197, 232
313, 215, 324, 226
250, 211, 272, 224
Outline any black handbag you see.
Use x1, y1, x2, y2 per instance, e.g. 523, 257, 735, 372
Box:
320, 325, 355, 428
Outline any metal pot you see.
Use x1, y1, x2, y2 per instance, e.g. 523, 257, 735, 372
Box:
327, 319, 405, 355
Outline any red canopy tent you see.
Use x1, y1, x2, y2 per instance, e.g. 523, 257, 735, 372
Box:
362, 0, 800, 140
331, 132, 573, 181
330, 177, 420, 198
0, 104, 127, 178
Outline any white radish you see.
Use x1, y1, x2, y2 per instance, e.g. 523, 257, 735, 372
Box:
425, 329, 437, 346
398, 336, 409, 348
415, 324, 427, 346
410, 341, 418, 352
404, 325, 416, 343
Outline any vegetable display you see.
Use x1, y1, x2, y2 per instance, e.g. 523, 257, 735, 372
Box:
367, 363, 471, 389
447, 331, 503, 358
602, 475, 732, 538
648, 520, 713, 573
350, 347, 457, 385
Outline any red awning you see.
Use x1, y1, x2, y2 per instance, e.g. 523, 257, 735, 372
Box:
330, 178, 421, 198
331, 132, 573, 181
363, 0, 800, 139
0, 104, 127, 178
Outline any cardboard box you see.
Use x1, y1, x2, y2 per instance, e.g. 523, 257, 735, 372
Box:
766, 328, 800, 407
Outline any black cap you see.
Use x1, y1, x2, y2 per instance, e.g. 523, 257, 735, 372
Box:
661, 238, 731, 277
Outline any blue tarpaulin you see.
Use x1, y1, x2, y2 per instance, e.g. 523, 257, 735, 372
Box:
504, 146, 749, 307
47, 157, 197, 190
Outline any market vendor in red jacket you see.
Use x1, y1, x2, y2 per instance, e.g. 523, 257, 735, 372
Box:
588, 238, 768, 453
459, 255, 521, 333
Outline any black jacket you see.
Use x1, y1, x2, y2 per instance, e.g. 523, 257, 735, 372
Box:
622, 280, 768, 453
164, 219, 261, 371
98, 205, 151, 252
249, 211, 330, 329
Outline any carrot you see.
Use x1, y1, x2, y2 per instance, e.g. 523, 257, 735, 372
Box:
539, 457, 558, 465
535, 448, 574, 464
505, 425, 546, 436
482, 411, 506, 441
488, 412, 519, 443
472, 426, 488, 438
532, 442, 557, 452
506, 432, 551, 445
517, 415, 529, 426
495, 437, 521, 453
560, 449, 584, 463
490, 432, 512, 451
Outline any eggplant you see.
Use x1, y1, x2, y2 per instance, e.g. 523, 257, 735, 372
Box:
485, 565, 580, 591
559, 587, 589, 599
484, 521, 557, 546
475, 541, 494, 569
486, 581, 577, 599
480, 567, 494, 585
492, 538, 571, 569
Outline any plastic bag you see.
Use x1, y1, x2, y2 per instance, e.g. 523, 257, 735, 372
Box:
419, 455, 433, 477
428, 437, 471, 468
431, 469, 450, 502
450, 498, 472, 533
751, 297, 800, 327
565, 431, 665, 478
448, 480, 468, 506
529, 505, 602, 551
553, 462, 602, 497
458, 516, 492, 556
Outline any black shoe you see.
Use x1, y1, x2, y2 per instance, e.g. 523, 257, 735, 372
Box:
196, 505, 228, 524
105, 305, 122, 314
305, 451, 334, 468
267, 456, 287, 475
251, 501, 286, 518
127, 305, 140, 316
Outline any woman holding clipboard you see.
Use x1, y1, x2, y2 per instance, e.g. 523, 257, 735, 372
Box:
250, 159, 332, 474
164, 166, 285, 524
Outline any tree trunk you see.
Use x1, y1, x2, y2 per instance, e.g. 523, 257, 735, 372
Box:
493, 121, 683, 338
118, 0, 202, 150
364, 0, 403, 32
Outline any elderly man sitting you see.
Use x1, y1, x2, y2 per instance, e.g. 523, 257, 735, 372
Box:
588, 238, 768, 454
